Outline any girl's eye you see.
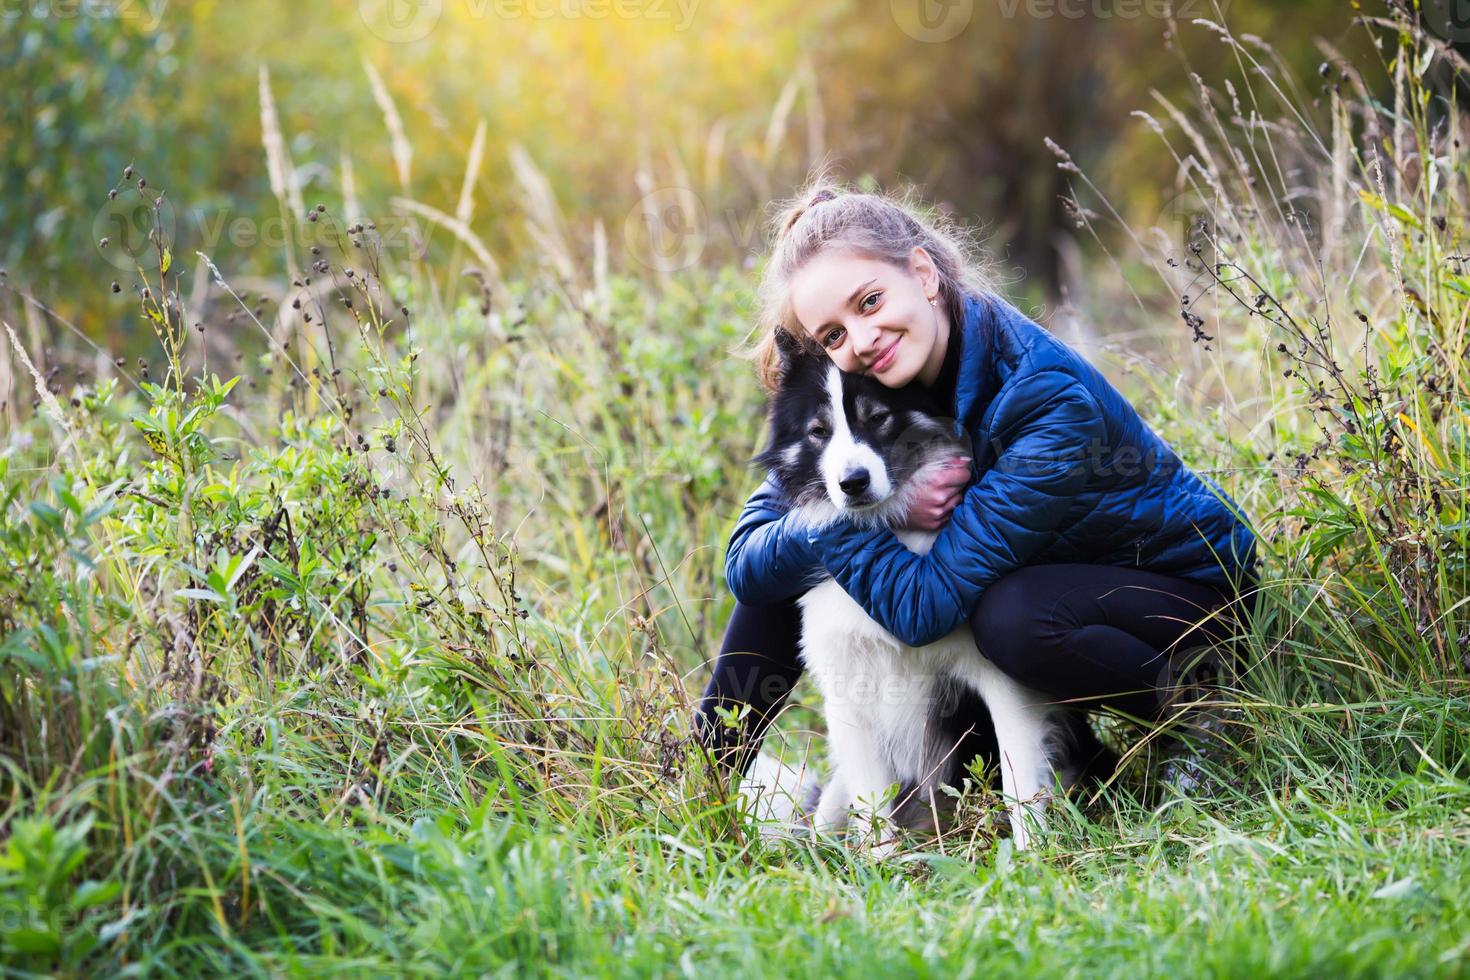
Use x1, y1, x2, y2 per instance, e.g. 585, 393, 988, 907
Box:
859, 291, 881, 312
821, 326, 845, 348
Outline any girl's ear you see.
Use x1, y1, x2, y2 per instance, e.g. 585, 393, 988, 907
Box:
910, 245, 937, 293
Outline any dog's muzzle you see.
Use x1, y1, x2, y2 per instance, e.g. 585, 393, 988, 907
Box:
838, 466, 873, 504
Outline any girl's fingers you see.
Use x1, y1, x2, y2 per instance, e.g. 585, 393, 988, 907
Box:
910, 460, 970, 528
932, 459, 971, 490
926, 475, 967, 496
918, 490, 959, 513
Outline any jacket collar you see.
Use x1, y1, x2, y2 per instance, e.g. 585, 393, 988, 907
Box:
952, 291, 999, 431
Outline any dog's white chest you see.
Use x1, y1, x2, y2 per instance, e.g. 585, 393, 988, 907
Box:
797, 579, 968, 672
794, 526, 971, 713
794, 527, 940, 662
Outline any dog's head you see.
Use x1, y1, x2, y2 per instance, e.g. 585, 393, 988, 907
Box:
755, 330, 968, 526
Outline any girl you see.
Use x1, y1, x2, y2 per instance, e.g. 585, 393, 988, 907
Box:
695, 179, 1259, 789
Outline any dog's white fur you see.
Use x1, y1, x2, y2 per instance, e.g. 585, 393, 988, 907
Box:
745, 365, 1069, 853
796, 520, 1062, 851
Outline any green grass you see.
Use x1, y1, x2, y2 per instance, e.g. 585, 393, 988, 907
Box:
8, 702, 1470, 976
3, 9, 1470, 977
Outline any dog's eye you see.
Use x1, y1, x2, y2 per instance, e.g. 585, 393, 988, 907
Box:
868, 410, 891, 428
808, 423, 830, 440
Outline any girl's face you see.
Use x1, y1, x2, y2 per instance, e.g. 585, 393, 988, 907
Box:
787, 246, 951, 388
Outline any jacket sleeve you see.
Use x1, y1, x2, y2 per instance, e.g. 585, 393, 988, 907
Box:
804, 369, 1106, 646
724, 472, 831, 605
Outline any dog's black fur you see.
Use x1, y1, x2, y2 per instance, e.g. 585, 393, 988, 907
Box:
754, 330, 963, 516
752, 330, 1118, 829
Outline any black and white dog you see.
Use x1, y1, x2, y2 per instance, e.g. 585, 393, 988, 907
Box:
742, 332, 1091, 851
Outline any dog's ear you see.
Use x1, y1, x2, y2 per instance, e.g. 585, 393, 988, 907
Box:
774, 327, 807, 365
774, 328, 822, 382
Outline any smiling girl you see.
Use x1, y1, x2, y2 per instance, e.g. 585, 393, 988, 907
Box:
694, 178, 1259, 790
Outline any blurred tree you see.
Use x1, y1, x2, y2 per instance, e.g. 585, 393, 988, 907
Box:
806, 0, 1375, 302
0, 11, 177, 280
0, 0, 1379, 339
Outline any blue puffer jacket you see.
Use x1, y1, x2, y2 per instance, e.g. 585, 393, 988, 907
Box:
724, 290, 1258, 648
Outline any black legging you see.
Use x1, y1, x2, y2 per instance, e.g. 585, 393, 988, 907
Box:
693, 562, 1256, 778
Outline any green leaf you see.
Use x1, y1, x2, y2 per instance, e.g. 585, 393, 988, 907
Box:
227, 545, 263, 591
174, 588, 225, 604
72, 878, 121, 909
1357, 189, 1422, 230
8, 926, 60, 954
28, 500, 63, 529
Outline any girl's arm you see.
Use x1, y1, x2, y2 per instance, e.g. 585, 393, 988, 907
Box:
805, 368, 1106, 647
724, 472, 830, 605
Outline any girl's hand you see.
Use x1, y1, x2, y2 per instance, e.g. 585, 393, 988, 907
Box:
900, 456, 971, 531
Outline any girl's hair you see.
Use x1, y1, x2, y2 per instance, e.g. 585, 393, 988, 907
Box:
747, 168, 1003, 394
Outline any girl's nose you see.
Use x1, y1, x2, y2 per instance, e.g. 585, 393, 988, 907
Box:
850, 322, 882, 355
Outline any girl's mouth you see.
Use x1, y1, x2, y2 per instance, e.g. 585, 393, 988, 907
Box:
872, 338, 900, 373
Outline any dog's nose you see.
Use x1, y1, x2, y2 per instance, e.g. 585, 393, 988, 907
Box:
839, 468, 871, 497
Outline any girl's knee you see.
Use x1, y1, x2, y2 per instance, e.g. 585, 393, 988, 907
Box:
969, 571, 1052, 680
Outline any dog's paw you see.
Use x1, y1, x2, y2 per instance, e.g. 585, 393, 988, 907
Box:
738, 752, 823, 838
